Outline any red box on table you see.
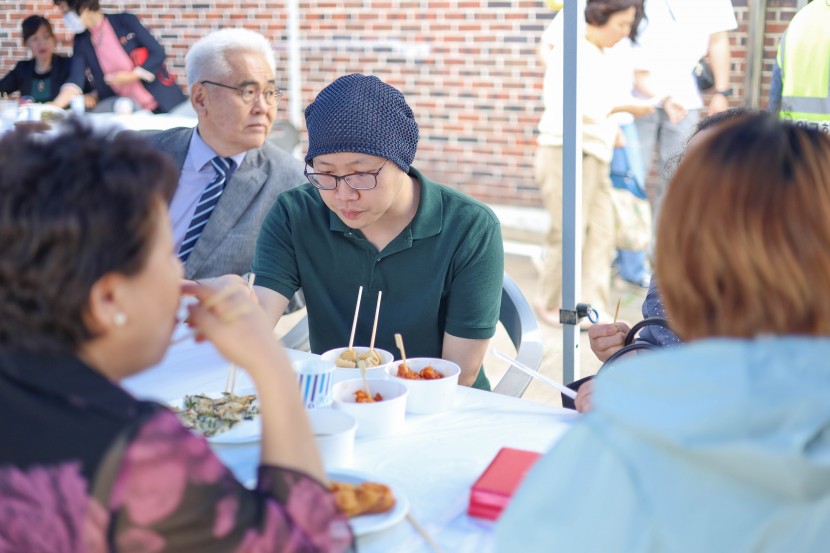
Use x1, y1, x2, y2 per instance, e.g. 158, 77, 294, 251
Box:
468, 447, 542, 521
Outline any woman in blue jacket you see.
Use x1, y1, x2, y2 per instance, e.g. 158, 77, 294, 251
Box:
51, 0, 185, 113
498, 112, 830, 553
0, 16, 74, 103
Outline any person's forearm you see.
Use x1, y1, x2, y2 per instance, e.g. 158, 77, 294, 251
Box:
250, 340, 326, 483
633, 70, 658, 100
708, 31, 731, 92
254, 285, 289, 328
442, 334, 489, 387
50, 84, 82, 109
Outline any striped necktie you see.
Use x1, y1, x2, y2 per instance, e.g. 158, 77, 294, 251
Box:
178, 156, 235, 263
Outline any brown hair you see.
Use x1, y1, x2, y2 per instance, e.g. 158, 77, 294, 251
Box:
655, 113, 830, 341
0, 120, 177, 355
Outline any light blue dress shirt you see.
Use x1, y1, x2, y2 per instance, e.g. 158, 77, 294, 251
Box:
168, 130, 247, 252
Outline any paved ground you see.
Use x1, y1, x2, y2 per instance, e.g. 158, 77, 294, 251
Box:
484, 205, 648, 408
487, 252, 647, 407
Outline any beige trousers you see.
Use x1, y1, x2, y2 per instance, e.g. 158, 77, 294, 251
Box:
536, 144, 615, 313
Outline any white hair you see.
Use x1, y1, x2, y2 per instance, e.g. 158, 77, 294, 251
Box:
184, 28, 277, 88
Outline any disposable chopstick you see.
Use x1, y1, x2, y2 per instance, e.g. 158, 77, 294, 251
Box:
348, 286, 363, 353
394, 333, 408, 369
406, 513, 444, 553
613, 297, 621, 324
358, 290, 383, 397
490, 348, 577, 399
369, 291, 382, 354
229, 273, 257, 396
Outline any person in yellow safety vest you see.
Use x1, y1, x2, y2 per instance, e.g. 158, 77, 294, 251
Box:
769, 0, 830, 133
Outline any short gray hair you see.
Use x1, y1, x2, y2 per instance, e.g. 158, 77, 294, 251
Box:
185, 28, 276, 88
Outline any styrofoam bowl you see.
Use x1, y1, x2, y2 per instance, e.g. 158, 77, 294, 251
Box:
321, 346, 394, 384
306, 408, 357, 469
332, 378, 408, 438
385, 358, 461, 414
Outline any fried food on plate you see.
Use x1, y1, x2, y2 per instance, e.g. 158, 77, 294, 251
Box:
331, 481, 396, 517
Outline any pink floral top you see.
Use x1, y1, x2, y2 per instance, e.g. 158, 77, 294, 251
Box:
0, 352, 354, 552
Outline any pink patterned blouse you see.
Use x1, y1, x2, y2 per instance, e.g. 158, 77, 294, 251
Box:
0, 351, 354, 552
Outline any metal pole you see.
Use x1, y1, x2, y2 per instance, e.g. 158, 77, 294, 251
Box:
561, 0, 584, 385
286, 0, 303, 130
743, 0, 769, 108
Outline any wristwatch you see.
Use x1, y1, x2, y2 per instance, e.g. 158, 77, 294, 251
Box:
714, 88, 734, 97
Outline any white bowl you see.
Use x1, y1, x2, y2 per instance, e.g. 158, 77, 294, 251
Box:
332, 378, 408, 438
307, 408, 357, 469
321, 346, 394, 384
385, 358, 461, 414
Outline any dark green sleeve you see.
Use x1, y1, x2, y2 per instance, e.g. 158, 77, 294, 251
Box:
252, 195, 301, 302
444, 214, 504, 339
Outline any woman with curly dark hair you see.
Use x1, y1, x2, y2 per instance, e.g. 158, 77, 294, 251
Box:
0, 121, 353, 552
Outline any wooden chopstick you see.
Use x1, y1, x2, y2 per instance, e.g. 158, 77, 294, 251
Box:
348, 286, 363, 353
394, 333, 408, 369
613, 297, 621, 324
406, 513, 444, 553
369, 291, 382, 354
229, 273, 257, 395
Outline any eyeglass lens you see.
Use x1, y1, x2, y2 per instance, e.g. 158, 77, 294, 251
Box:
306, 172, 377, 190
240, 85, 281, 106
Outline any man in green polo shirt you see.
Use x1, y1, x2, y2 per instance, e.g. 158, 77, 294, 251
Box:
251, 73, 503, 390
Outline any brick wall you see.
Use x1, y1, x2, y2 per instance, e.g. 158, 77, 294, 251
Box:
1, 0, 800, 206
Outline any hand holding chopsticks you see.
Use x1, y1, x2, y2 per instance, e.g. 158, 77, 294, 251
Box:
172, 280, 252, 345
490, 349, 577, 399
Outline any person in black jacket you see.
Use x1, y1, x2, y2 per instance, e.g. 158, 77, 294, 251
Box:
0, 16, 77, 103
51, 0, 186, 113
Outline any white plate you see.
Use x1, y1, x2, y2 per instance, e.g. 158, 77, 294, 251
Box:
170, 387, 261, 444
329, 469, 409, 536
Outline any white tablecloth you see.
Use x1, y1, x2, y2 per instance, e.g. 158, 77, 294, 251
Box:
122, 340, 576, 553
84, 111, 197, 133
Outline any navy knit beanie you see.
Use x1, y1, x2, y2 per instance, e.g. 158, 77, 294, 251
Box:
304, 74, 419, 173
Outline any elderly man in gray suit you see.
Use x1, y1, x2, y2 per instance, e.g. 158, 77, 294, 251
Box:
148, 28, 302, 280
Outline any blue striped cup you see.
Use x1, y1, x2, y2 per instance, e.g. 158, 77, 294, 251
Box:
293, 358, 335, 409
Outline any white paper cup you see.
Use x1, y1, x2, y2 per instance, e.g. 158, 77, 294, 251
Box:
385, 358, 461, 414
320, 346, 394, 384
293, 358, 335, 409
332, 378, 408, 438
307, 408, 357, 469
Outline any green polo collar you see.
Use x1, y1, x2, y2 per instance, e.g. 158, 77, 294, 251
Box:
326, 165, 443, 241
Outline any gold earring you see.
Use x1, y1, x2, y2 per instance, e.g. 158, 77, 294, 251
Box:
114, 312, 128, 327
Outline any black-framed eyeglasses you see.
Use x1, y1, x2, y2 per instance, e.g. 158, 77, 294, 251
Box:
200, 80, 283, 106
304, 159, 389, 191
